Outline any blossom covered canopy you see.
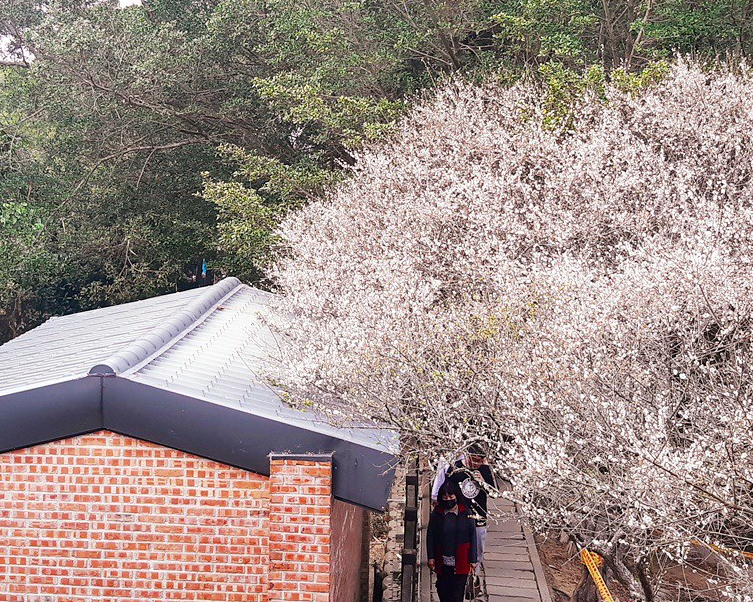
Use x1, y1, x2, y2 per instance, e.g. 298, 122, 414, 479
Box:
274, 62, 753, 600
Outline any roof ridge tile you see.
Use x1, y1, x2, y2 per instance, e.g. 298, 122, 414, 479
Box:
88, 277, 243, 376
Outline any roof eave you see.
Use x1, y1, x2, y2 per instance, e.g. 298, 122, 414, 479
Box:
0, 377, 102, 454
103, 378, 395, 512
0, 375, 396, 512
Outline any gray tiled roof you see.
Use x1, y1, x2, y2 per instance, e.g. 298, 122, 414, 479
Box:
0, 278, 397, 510
122, 282, 395, 451
0, 287, 207, 395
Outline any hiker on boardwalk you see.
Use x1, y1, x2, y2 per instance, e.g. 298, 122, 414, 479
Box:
432, 443, 497, 575
426, 481, 478, 602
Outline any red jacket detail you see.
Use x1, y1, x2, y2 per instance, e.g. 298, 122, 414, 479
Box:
426, 503, 478, 575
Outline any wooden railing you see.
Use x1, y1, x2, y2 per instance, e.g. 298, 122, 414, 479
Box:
416, 470, 432, 602
400, 461, 420, 602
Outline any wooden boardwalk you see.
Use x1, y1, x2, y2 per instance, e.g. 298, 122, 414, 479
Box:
481, 494, 552, 602
418, 482, 553, 602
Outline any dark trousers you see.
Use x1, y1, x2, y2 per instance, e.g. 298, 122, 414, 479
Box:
436, 571, 469, 602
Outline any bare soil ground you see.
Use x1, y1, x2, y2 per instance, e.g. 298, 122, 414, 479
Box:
534, 534, 731, 602
534, 533, 587, 602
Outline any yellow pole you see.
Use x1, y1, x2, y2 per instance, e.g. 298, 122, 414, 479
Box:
580, 549, 616, 602
693, 540, 753, 560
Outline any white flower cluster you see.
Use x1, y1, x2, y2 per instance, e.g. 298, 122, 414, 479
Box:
273, 61, 753, 600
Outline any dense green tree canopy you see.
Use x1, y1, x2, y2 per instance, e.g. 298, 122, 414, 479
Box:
1, 0, 752, 341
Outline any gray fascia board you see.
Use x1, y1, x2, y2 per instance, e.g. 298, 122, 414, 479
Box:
0, 370, 396, 511
102, 378, 395, 511
0, 377, 102, 453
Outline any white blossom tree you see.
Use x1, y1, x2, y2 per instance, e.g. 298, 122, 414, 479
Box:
272, 61, 753, 601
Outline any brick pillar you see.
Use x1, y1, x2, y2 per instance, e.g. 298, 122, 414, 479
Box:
268, 453, 333, 602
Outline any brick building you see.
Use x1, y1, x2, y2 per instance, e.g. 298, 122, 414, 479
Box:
0, 278, 396, 602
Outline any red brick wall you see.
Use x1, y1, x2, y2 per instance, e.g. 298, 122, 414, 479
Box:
268, 456, 332, 602
330, 500, 366, 602
0, 431, 270, 601
0, 434, 361, 602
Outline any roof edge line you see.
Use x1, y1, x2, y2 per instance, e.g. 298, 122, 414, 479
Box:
111, 377, 399, 454
0, 374, 92, 398
269, 452, 334, 461
87, 277, 243, 377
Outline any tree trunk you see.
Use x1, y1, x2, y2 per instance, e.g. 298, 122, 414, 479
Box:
572, 564, 599, 602
608, 553, 651, 602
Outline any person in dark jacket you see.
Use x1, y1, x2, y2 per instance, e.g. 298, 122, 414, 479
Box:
426, 481, 478, 602
444, 444, 497, 573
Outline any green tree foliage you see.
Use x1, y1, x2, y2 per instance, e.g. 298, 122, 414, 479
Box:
204, 0, 753, 280
490, 1, 753, 70
1, 0, 752, 342
0, 202, 57, 340
637, 1, 753, 59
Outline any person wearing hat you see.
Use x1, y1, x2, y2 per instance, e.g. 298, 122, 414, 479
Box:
426, 480, 478, 602
443, 443, 497, 580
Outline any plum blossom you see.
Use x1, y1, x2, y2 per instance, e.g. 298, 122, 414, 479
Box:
272, 61, 753, 601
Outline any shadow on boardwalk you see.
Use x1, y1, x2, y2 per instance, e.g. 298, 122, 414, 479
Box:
418, 482, 553, 602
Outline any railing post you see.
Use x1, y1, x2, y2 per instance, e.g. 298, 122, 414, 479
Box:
400, 459, 420, 602
416, 467, 433, 602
